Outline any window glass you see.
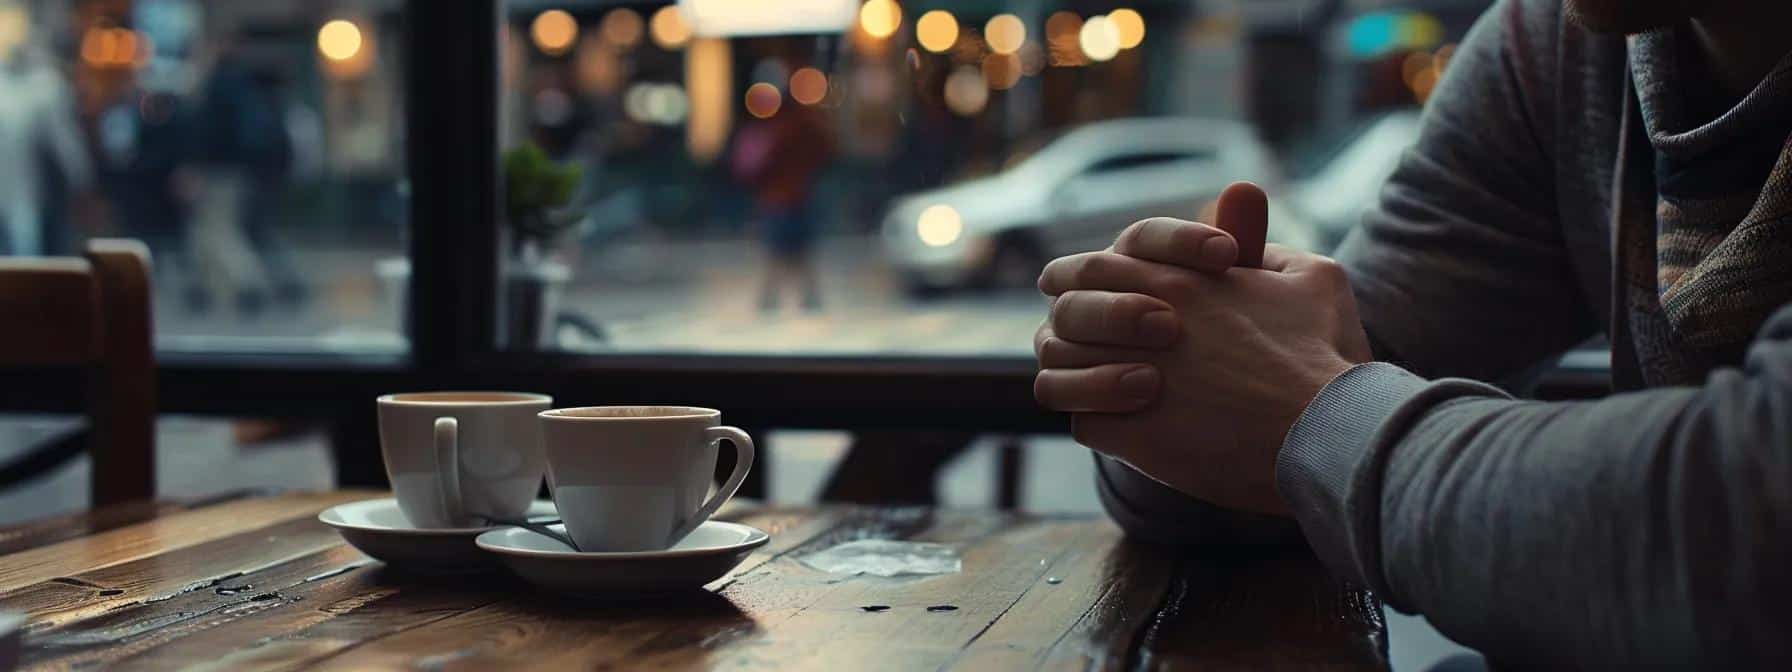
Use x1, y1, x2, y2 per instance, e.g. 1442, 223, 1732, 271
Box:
0, 0, 408, 355
499, 0, 1483, 357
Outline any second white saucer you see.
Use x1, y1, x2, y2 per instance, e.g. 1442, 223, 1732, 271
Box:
319, 497, 557, 572
476, 520, 770, 594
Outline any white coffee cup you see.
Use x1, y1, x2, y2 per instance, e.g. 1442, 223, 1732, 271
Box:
538, 406, 756, 552
377, 392, 552, 528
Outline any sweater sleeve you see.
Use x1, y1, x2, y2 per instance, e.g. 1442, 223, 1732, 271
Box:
1094, 0, 1594, 549
1336, 0, 1597, 379
1277, 305, 1792, 667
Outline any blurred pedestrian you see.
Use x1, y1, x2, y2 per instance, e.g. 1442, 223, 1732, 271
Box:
183, 36, 302, 315
0, 2, 90, 256
731, 95, 832, 312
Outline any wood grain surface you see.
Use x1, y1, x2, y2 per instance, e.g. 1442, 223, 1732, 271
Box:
0, 493, 1386, 671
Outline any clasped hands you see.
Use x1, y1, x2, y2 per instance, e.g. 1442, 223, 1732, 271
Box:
1032, 183, 1373, 515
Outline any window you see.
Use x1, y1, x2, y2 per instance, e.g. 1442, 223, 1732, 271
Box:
1082, 151, 1211, 176
0, 0, 408, 356
495, 0, 1481, 360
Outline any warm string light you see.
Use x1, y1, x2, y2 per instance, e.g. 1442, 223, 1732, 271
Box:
858, 0, 901, 39
649, 5, 691, 50
530, 9, 577, 56
915, 10, 957, 53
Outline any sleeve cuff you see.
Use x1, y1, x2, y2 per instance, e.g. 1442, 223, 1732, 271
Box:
1275, 362, 1506, 592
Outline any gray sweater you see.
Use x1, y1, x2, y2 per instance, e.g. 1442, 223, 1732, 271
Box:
1095, 0, 1792, 666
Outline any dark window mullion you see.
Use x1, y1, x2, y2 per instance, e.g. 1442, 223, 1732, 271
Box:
405, 0, 501, 369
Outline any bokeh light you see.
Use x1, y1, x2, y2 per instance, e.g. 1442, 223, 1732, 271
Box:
1411, 66, 1439, 103
1045, 12, 1082, 41
858, 0, 902, 39
1079, 15, 1120, 62
789, 67, 828, 105
650, 6, 691, 50
0, 7, 27, 54
915, 10, 958, 54
943, 65, 988, 117
576, 33, 624, 95
916, 205, 963, 247
686, 37, 733, 163
1401, 51, 1431, 88
745, 82, 783, 118
1018, 41, 1045, 75
984, 14, 1026, 55
982, 53, 1021, 90
1109, 9, 1145, 49
530, 10, 578, 56
317, 19, 363, 62
1045, 12, 1087, 67
625, 83, 690, 125
602, 8, 644, 48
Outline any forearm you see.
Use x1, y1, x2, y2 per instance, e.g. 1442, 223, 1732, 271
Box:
1094, 455, 1302, 547
1278, 319, 1792, 666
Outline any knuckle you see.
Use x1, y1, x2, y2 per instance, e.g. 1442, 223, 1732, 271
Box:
1114, 220, 1149, 251
1037, 336, 1070, 365
1032, 373, 1061, 407
1038, 256, 1071, 291
1049, 291, 1085, 326
1075, 253, 1115, 286
1310, 256, 1349, 287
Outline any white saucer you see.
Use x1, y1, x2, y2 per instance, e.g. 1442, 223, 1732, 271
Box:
319, 498, 557, 573
476, 521, 770, 594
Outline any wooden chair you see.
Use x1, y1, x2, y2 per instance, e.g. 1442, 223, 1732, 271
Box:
0, 240, 154, 507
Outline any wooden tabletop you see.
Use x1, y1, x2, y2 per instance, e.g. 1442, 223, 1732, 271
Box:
0, 491, 1386, 670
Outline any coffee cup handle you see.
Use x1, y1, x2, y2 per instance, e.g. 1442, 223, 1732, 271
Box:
670, 426, 756, 545
434, 417, 463, 525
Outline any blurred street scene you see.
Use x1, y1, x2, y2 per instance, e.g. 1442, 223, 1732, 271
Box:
0, 0, 1485, 359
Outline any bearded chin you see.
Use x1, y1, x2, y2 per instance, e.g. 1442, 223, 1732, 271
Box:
1564, 0, 1701, 33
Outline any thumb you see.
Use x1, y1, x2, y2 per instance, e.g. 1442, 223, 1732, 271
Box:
1213, 181, 1268, 269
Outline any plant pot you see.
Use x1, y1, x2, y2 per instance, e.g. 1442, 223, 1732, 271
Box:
504, 259, 571, 350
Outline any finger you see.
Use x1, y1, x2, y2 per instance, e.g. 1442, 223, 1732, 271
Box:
1215, 182, 1268, 269
1033, 320, 1054, 359
1039, 251, 1205, 297
1035, 364, 1160, 413
1112, 218, 1239, 272
1050, 290, 1178, 348
1036, 333, 1161, 369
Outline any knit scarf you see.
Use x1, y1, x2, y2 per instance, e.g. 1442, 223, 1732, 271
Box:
1616, 29, 1792, 386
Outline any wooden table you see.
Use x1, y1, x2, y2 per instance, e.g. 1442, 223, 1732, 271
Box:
0, 491, 1386, 670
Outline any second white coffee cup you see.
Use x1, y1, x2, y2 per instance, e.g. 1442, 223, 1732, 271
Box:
539, 406, 756, 552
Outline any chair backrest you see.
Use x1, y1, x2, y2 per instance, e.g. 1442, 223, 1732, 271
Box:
0, 240, 154, 507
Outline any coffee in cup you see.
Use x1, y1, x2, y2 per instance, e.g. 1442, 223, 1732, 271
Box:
538, 406, 755, 552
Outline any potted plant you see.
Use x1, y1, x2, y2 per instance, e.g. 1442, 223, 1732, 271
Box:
502, 143, 583, 349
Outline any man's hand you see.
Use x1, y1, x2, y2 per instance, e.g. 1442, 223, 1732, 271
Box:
1033, 183, 1372, 514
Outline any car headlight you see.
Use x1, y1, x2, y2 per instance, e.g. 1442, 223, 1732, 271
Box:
916, 204, 963, 247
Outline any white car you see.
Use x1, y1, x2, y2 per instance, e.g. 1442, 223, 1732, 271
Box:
882, 117, 1312, 295
1285, 111, 1424, 249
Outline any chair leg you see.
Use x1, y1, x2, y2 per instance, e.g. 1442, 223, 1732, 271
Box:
820, 431, 973, 505
996, 437, 1025, 510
